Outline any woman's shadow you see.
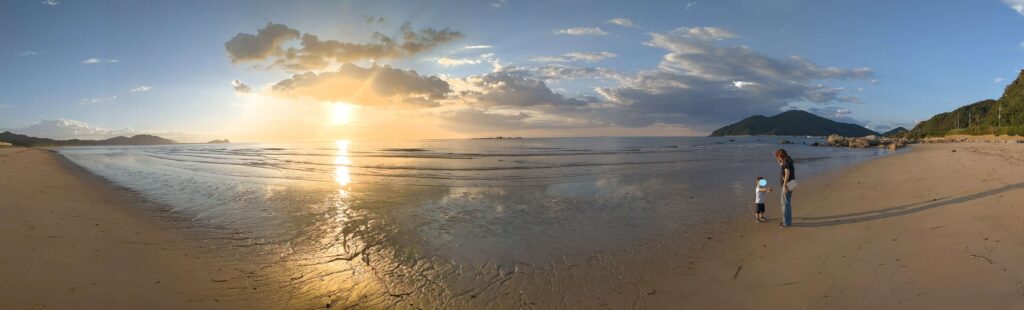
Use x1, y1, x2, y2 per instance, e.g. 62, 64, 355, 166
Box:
790, 182, 1024, 227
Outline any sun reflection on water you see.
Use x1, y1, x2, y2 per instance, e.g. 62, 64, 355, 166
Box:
334, 140, 352, 187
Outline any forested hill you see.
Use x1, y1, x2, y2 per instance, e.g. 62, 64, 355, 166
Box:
710, 110, 878, 137
911, 70, 1024, 137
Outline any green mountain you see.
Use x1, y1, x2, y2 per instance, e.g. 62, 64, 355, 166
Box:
709, 110, 878, 137
0, 131, 177, 147
881, 127, 909, 137
911, 70, 1024, 137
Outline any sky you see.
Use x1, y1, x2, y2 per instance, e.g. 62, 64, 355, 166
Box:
3, 0, 1024, 142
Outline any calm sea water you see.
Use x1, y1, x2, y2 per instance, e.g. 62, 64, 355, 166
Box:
58, 136, 892, 307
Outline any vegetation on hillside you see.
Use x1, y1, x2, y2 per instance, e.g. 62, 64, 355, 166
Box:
911, 70, 1024, 137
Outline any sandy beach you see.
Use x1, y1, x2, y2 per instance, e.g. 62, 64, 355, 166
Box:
0, 148, 263, 309
648, 142, 1024, 309
3, 143, 1024, 308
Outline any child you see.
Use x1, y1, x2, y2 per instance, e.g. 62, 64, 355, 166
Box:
754, 177, 772, 222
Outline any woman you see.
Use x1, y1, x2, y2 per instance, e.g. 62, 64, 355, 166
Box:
775, 149, 796, 227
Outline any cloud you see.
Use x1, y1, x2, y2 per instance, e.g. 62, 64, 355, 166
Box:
457, 69, 590, 108
0, 104, 13, 108
365, 16, 386, 24
587, 27, 873, 129
532, 51, 618, 63
79, 95, 117, 105
81, 58, 118, 64
995, 77, 1005, 84
224, 23, 301, 63
732, 81, 755, 89
464, 45, 493, 49
1004, 0, 1024, 15
520, 65, 623, 81
670, 27, 736, 41
41, 0, 59, 6
686, 2, 696, 10
491, 0, 507, 8
271, 63, 450, 107
225, 22, 463, 71
554, 27, 609, 36
19, 51, 38, 56
7, 119, 134, 140
438, 57, 482, 66
130, 85, 152, 92
231, 80, 252, 93
800, 107, 870, 127
606, 18, 637, 28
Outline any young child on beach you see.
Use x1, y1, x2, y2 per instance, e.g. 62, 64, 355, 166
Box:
754, 177, 772, 222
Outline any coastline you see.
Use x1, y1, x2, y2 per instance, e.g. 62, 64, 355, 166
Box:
0, 148, 265, 309
4, 142, 1024, 307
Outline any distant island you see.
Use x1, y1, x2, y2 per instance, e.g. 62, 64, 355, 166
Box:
476, 136, 524, 139
910, 70, 1024, 137
0, 131, 176, 147
710, 110, 878, 137
207, 139, 231, 144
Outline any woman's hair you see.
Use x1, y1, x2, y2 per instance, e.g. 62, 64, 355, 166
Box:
756, 176, 764, 180
774, 149, 791, 161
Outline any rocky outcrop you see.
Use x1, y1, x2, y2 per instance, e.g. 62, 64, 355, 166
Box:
823, 134, 911, 150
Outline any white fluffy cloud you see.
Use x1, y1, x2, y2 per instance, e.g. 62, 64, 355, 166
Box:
606, 18, 637, 28
670, 27, 736, 41
130, 85, 152, 92
532, 51, 617, 63
438, 57, 482, 66
79, 95, 117, 105
554, 27, 609, 36
464, 45, 492, 49
81, 58, 118, 64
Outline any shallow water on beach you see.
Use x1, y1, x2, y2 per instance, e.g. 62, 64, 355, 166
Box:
58, 137, 892, 307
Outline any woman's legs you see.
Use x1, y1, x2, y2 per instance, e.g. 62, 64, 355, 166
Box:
781, 191, 792, 226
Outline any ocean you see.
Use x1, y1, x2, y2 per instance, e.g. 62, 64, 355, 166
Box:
57, 136, 893, 307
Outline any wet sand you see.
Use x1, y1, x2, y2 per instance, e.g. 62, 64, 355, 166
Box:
646, 143, 1024, 308
4, 143, 1024, 308
0, 148, 263, 309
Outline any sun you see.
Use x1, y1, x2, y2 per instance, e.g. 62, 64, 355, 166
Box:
330, 102, 356, 125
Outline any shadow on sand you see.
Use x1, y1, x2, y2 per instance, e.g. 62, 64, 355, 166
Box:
790, 182, 1024, 227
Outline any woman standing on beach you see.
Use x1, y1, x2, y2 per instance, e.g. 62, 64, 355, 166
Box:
775, 149, 796, 227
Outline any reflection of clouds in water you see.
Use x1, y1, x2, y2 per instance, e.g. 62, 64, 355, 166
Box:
545, 178, 643, 201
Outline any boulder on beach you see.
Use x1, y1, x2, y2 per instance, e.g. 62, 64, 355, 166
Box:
827, 134, 847, 146
848, 138, 872, 148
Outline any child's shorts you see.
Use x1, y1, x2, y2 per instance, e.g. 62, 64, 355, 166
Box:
755, 203, 765, 213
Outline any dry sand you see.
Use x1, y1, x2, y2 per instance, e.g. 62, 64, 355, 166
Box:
0, 148, 263, 309
3, 143, 1024, 309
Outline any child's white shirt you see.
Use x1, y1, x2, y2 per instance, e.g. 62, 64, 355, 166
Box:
755, 185, 766, 204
